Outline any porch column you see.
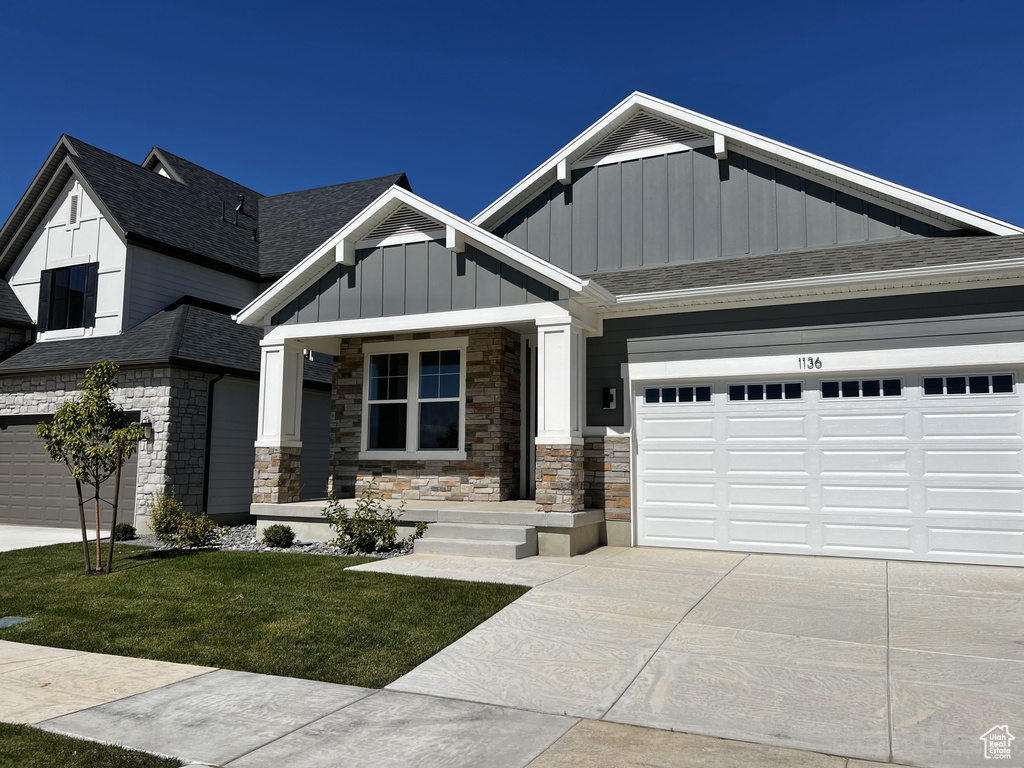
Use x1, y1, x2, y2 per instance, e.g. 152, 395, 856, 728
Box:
253, 339, 304, 504
534, 317, 585, 512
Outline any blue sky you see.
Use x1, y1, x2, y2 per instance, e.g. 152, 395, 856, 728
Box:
1, 0, 1021, 226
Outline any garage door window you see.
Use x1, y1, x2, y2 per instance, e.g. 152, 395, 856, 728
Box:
821, 379, 902, 399
923, 374, 1015, 396
728, 382, 802, 402
644, 385, 712, 404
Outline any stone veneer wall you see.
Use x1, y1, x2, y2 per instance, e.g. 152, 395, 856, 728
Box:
0, 326, 31, 358
253, 445, 301, 503
583, 435, 631, 521
329, 328, 521, 502
535, 443, 585, 512
0, 365, 213, 525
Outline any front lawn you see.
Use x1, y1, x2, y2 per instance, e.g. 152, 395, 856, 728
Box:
0, 544, 526, 688
0, 723, 181, 768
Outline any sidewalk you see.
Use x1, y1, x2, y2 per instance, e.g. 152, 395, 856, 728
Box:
0, 639, 907, 768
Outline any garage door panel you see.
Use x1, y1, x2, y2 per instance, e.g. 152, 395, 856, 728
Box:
636, 367, 1024, 566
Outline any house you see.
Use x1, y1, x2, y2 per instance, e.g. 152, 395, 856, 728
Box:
0, 135, 406, 529
239, 92, 1024, 566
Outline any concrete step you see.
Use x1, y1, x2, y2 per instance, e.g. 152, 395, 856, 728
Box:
414, 533, 538, 560
421, 522, 534, 543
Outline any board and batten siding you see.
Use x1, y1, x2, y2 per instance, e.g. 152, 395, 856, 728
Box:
125, 246, 261, 329
495, 148, 954, 275
587, 286, 1024, 426
271, 241, 558, 325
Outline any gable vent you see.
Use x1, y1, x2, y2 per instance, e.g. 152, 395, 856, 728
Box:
68, 194, 79, 225
366, 206, 443, 240
581, 112, 708, 161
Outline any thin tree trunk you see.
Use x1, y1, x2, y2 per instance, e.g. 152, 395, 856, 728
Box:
94, 484, 102, 571
106, 450, 123, 574
75, 479, 91, 574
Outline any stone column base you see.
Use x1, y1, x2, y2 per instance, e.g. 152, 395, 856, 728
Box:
535, 443, 585, 512
253, 445, 302, 504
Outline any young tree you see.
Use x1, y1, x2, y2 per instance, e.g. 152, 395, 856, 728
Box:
37, 361, 145, 574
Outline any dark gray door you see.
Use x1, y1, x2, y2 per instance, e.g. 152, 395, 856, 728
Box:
0, 417, 138, 528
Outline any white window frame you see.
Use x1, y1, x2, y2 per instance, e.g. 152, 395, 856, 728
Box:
359, 336, 469, 461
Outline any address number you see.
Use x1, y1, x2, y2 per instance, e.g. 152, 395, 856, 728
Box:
798, 356, 823, 370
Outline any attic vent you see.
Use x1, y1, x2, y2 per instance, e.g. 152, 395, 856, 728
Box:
366, 206, 442, 240
581, 112, 708, 160
68, 194, 79, 225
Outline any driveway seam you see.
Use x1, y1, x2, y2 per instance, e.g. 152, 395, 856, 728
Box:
885, 561, 894, 764
595, 553, 750, 720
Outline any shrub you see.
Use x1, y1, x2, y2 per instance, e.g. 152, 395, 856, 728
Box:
113, 523, 136, 541
322, 483, 427, 554
150, 491, 218, 549
263, 524, 295, 548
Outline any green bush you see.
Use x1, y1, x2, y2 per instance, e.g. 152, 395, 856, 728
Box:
150, 491, 218, 548
113, 522, 136, 541
322, 484, 426, 554
263, 524, 295, 548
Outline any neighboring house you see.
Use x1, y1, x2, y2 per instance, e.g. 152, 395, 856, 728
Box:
0, 135, 406, 529
240, 92, 1024, 566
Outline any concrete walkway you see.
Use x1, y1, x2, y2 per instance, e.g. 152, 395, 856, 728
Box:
0, 524, 83, 552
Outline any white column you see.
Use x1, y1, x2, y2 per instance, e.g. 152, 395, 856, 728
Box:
535, 317, 585, 445
256, 339, 305, 448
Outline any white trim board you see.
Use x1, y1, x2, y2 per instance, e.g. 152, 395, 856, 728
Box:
473, 92, 1023, 237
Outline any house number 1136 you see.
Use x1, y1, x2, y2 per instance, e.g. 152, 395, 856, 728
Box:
798, 356, 823, 370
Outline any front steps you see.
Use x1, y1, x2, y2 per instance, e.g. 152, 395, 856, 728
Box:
414, 522, 538, 559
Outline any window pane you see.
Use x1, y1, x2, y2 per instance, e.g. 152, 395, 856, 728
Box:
419, 349, 460, 400
841, 381, 860, 398
883, 379, 902, 397
389, 354, 408, 377
784, 382, 802, 400
946, 377, 967, 394
49, 268, 70, 331
993, 375, 1014, 393
439, 350, 460, 374
419, 374, 439, 399
438, 373, 460, 399
923, 378, 943, 395
644, 388, 659, 404
862, 380, 881, 397
369, 354, 390, 380
661, 387, 677, 403
747, 385, 764, 400
969, 376, 989, 394
679, 387, 694, 403
728, 385, 744, 401
766, 383, 783, 400
420, 350, 440, 376
419, 401, 459, 450
821, 381, 840, 398
696, 386, 712, 402
66, 266, 87, 328
370, 354, 407, 402
368, 403, 406, 450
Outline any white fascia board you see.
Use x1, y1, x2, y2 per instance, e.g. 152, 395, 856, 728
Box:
262, 302, 573, 343
473, 91, 1024, 236
628, 341, 1024, 383
610, 257, 1024, 310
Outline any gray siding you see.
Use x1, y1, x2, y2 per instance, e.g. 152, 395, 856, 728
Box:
206, 376, 258, 517
588, 286, 1024, 426
272, 242, 558, 325
495, 149, 954, 276
299, 389, 330, 500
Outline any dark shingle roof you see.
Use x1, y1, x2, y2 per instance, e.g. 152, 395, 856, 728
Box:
585, 234, 1024, 296
0, 300, 330, 383
0, 280, 31, 326
259, 174, 409, 277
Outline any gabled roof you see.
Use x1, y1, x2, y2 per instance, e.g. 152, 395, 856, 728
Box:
0, 279, 31, 326
236, 186, 589, 327
258, 173, 409, 277
473, 92, 1024, 237
0, 135, 408, 280
0, 298, 330, 383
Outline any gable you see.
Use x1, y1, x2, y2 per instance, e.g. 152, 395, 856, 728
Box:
361, 205, 442, 244
271, 240, 558, 326
494, 146, 961, 276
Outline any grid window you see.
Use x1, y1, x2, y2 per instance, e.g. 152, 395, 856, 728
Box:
46, 265, 89, 331
728, 382, 802, 402
922, 374, 1016, 396
644, 385, 711, 404
821, 379, 902, 398
367, 353, 409, 451
418, 350, 461, 450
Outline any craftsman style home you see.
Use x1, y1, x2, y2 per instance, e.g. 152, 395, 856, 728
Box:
239, 93, 1024, 566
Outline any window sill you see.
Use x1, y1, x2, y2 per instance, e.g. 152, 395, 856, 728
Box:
359, 450, 467, 462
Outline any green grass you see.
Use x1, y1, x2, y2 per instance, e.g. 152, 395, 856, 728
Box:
0, 723, 181, 768
0, 544, 527, 688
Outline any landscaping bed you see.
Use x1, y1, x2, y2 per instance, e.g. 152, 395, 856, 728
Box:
0, 544, 527, 688
0, 723, 181, 768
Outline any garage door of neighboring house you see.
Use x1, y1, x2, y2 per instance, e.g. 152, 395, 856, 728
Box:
634, 367, 1024, 566
206, 378, 331, 518
0, 415, 138, 528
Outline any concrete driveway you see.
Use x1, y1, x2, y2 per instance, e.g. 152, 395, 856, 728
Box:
359, 548, 1024, 768
0, 524, 82, 553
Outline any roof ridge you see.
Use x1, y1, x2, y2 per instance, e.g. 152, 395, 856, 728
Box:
150, 146, 264, 197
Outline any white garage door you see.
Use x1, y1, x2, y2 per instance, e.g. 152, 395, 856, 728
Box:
635, 369, 1024, 566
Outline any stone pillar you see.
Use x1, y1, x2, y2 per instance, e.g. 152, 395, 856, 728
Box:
253, 340, 304, 504
534, 317, 586, 512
